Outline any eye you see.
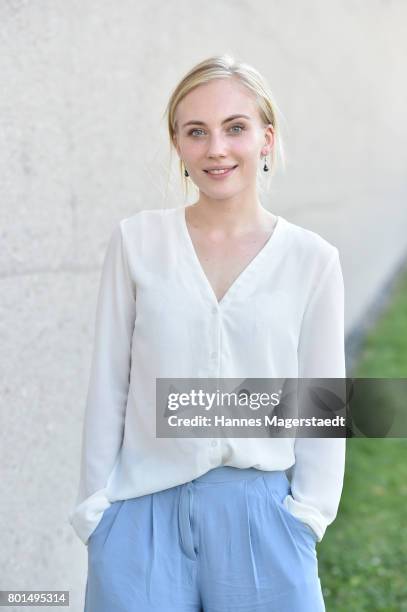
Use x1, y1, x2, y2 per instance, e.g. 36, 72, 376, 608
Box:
189, 128, 205, 137
230, 124, 245, 134
187, 124, 246, 137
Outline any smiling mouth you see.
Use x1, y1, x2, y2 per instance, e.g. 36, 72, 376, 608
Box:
204, 165, 238, 176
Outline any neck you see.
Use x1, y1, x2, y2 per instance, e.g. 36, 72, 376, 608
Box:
190, 188, 273, 235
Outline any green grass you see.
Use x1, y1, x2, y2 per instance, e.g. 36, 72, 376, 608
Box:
319, 262, 407, 612
351, 264, 407, 377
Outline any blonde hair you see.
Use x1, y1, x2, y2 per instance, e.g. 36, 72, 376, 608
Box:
162, 53, 285, 199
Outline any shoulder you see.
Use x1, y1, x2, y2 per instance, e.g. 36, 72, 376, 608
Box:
280, 216, 339, 270
119, 207, 179, 235
114, 208, 180, 261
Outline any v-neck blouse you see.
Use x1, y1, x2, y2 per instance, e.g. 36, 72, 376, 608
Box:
69, 206, 346, 546
179, 206, 282, 306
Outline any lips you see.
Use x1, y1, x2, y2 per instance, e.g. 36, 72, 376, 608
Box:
204, 165, 238, 175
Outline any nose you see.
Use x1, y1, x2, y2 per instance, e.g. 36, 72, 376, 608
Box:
206, 131, 228, 158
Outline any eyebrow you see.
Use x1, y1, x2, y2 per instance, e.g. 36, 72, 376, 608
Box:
181, 114, 251, 129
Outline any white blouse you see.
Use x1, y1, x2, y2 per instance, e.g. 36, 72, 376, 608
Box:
69, 206, 346, 546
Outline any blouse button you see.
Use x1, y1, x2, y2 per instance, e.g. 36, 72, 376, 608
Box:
211, 440, 218, 447
211, 306, 218, 315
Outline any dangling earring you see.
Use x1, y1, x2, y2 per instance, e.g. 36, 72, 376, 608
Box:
183, 163, 189, 177
263, 155, 269, 172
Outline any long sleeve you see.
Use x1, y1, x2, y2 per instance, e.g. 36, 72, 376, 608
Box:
284, 247, 346, 542
68, 220, 137, 545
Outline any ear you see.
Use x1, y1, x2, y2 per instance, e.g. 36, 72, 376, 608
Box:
172, 132, 181, 157
263, 124, 275, 155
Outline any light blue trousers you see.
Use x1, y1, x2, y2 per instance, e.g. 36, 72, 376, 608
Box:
84, 466, 325, 611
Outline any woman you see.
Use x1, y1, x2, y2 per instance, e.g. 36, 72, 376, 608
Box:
69, 54, 346, 612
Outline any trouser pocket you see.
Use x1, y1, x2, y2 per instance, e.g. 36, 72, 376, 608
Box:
261, 474, 318, 545
87, 500, 126, 562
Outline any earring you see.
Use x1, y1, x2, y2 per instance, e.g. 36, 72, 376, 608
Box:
263, 155, 269, 172
184, 163, 189, 177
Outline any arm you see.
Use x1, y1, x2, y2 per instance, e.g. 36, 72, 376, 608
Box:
69, 220, 137, 545
284, 247, 346, 542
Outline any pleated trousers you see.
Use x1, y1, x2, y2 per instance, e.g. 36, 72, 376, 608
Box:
84, 466, 325, 611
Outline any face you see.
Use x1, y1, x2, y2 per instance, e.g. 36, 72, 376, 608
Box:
173, 78, 274, 201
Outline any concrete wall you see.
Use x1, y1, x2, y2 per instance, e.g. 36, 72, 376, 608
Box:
1, 1, 406, 610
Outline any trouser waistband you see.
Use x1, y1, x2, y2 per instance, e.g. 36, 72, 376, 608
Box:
191, 465, 288, 486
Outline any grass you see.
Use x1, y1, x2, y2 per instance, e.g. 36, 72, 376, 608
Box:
350, 263, 407, 377
319, 262, 407, 611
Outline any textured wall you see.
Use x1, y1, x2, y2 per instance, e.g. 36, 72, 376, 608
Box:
1, 1, 406, 610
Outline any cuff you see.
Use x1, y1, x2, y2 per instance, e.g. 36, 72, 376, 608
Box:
68, 488, 112, 546
283, 493, 328, 542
